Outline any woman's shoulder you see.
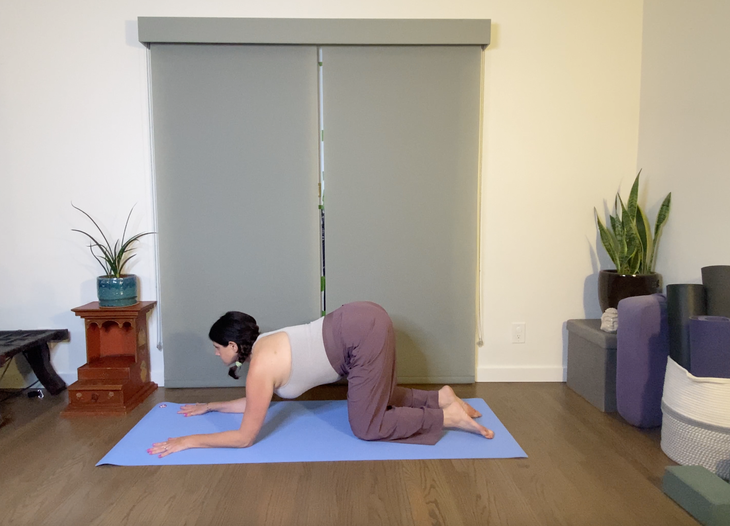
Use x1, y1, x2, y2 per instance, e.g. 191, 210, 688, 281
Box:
256, 330, 289, 347
248, 331, 291, 385
251, 331, 290, 363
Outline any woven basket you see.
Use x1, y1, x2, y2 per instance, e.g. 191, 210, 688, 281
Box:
662, 357, 730, 427
661, 403, 730, 480
660, 357, 730, 480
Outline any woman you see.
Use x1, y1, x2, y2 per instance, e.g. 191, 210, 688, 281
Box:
148, 302, 493, 458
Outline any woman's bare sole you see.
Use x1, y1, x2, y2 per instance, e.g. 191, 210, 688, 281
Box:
439, 386, 494, 439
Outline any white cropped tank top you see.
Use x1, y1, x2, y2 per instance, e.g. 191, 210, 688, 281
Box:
262, 317, 341, 399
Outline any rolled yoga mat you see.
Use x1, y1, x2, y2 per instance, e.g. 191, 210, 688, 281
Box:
667, 284, 706, 370
702, 266, 730, 318
97, 398, 527, 466
689, 316, 730, 379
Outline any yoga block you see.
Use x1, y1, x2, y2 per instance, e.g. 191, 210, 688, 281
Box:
566, 319, 617, 412
617, 294, 669, 427
663, 466, 730, 525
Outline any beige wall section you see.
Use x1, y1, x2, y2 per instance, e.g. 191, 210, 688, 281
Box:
478, 2, 644, 380
636, 0, 730, 289
0, 0, 644, 386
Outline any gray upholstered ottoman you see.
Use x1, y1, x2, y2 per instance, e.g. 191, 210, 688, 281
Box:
566, 319, 617, 412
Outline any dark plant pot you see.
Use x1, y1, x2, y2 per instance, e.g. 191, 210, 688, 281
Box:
97, 275, 138, 308
598, 270, 662, 312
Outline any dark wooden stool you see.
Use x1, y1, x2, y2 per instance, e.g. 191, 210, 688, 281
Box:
0, 330, 69, 395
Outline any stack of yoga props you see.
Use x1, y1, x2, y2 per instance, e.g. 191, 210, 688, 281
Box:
98, 398, 526, 466
660, 265, 730, 481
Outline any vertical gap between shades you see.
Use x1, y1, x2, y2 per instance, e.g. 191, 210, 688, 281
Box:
318, 47, 326, 316
476, 45, 486, 351
146, 44, 164, 353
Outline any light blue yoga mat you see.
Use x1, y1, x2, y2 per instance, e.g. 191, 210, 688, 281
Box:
97, 398, 526, 466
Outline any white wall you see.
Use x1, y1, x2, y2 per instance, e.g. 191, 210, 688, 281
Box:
477, 2, 644, 380
0, 0, 645, 386
636, 0, 730, 288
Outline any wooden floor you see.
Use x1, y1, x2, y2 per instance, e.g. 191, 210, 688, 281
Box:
0, 383, 698, 526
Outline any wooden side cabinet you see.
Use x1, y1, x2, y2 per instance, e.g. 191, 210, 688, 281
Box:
63, 301, 157, 417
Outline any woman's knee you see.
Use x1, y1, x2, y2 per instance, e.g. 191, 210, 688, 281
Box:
349, 417, 381, 441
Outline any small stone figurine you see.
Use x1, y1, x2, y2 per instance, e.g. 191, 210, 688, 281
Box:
601, 308, 619, 332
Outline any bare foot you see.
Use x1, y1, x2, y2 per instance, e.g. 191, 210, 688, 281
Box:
438, 385, 482, 418
442, 400, 494, 439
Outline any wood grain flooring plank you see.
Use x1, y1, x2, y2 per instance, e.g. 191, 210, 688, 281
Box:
447, 458, 543, 526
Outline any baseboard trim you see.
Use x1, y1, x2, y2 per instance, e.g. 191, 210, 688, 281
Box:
398, 376, 475, 385
163, 379, 244, 388
158, 375, 476, 388
477, 366, 566, 382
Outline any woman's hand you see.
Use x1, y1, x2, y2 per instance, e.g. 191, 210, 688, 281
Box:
148, 436, 191, 458
178, 403, 210, 417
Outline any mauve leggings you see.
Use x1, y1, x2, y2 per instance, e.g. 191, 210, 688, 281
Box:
322, 301, 444, 445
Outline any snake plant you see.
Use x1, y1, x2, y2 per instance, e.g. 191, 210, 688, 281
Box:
72, 204, 154, 278
594, 171, 671, 275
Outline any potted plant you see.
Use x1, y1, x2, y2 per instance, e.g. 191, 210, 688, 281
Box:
72, 204, 154, 308
594, 171, 671, 312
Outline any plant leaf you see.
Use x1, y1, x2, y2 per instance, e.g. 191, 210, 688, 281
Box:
636, 205, 653, 274
72, 204, 114, 256
619, 196, 640, 272
119, 253, 138, 276
649, 192, 672, 272
119, 231, 154, 253
117, 232, 154, 276
613, 213, 632, 274
595, 208, 619, 270
72, 229, 116, 273
626, 170, 641, 223
87, 245, 111, 275
121, 204, 137, 248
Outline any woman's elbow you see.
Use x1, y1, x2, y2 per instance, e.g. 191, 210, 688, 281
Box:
234, 433, 255, 448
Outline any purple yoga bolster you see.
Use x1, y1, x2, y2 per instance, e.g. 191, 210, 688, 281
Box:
616, 293, 670, 428
689, 316, 730, 379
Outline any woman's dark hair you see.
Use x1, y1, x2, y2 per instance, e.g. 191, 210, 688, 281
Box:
208, 311, 260, 379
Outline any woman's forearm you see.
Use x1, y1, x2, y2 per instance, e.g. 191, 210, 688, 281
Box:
186, 429, 254, 449
207, 397, 247, 413
150, 417, 255, 456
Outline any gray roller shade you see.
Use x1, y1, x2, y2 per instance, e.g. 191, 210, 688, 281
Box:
322, 46, 481, 383
150, 44, 320, 387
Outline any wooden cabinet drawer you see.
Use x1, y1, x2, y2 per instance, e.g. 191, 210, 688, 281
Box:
71, 389, 121, 405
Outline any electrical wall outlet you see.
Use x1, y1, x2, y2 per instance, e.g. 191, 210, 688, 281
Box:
511, 322, 526, 344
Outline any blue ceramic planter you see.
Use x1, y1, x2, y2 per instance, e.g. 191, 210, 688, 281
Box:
97, 275, 138, 308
